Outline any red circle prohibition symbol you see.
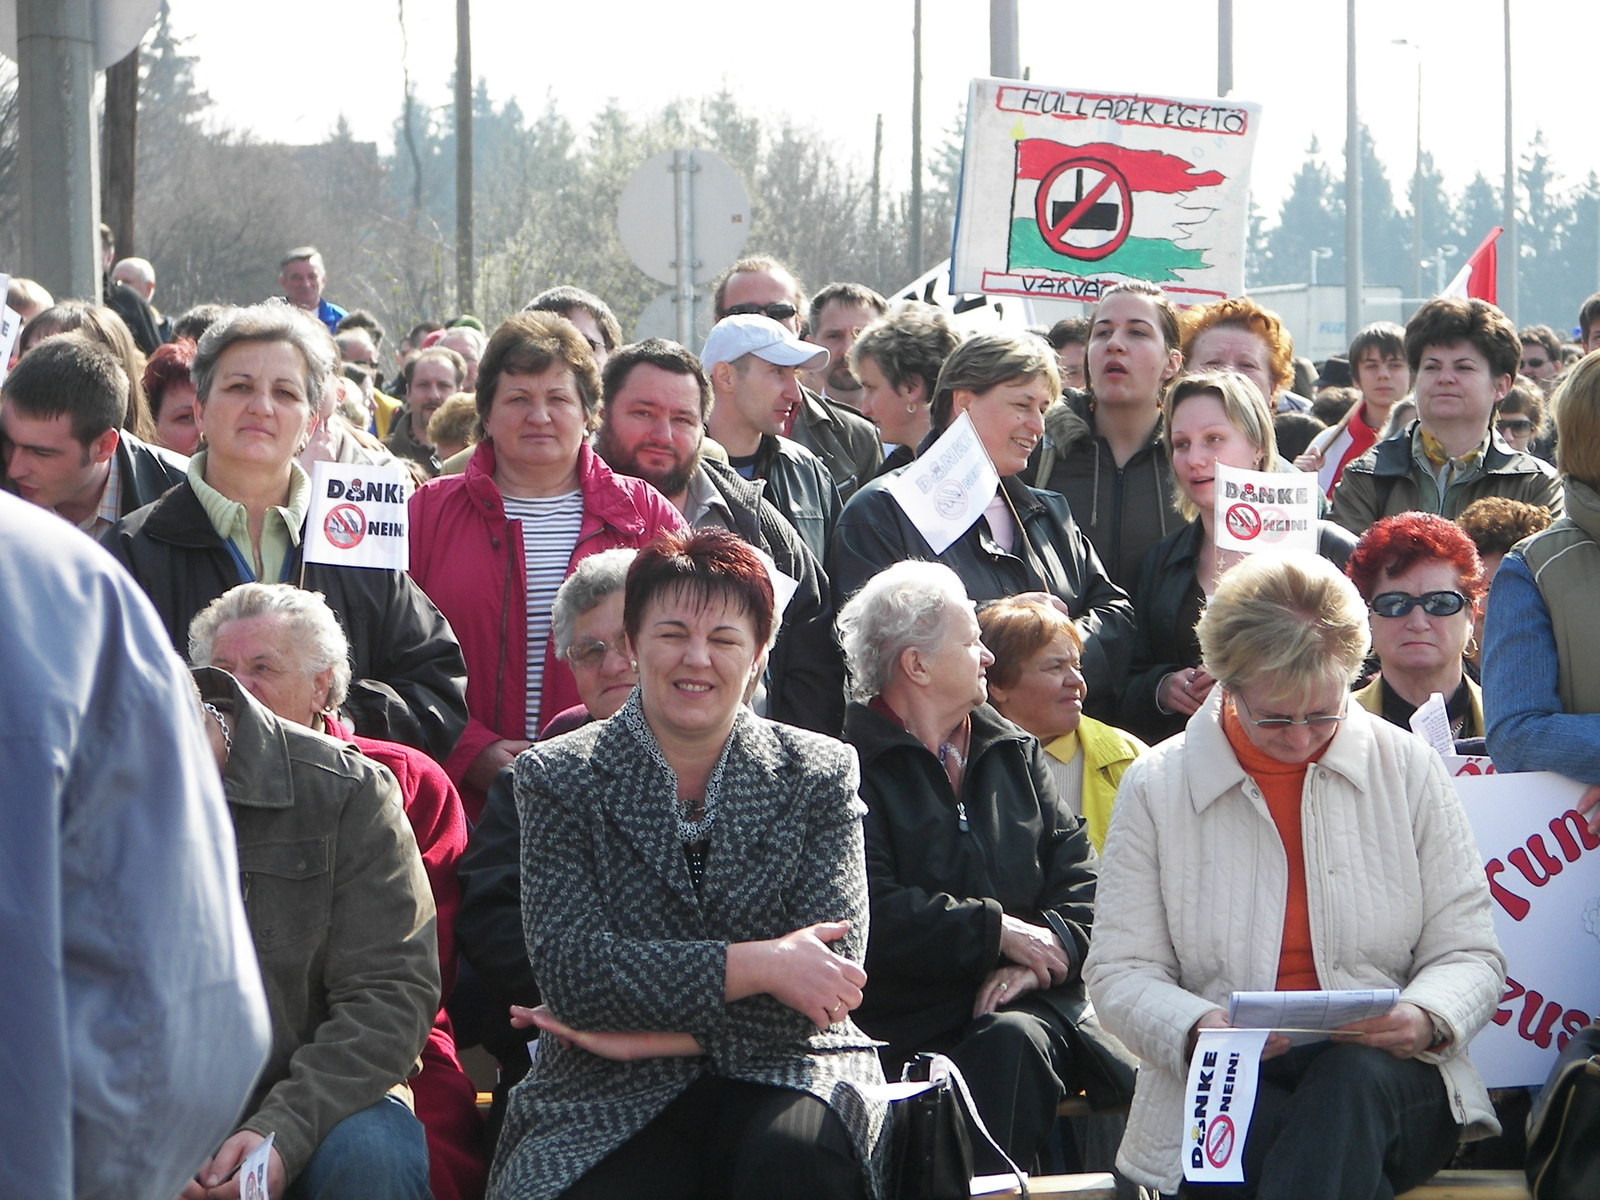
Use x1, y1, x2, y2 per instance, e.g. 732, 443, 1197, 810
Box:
1034, 157, 1135, 262
324, 502, 366, 549
1205, 1114, 1236, 1168
1224, 503, 1262, 541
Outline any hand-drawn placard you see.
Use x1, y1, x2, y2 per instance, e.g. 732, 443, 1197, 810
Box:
952, 80, 1261, 305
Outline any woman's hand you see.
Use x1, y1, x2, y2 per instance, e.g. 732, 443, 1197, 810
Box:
1331, 1001, 1437, 1059
1186, 1009, 1291, 1062
178, 1130, 284, 1200
465, 739, 532, 792
973, 964, 1041, 1018
726, 920, 867, 1030
1293, 447, 1325, 473
1578, 784, 1600, 835
512, 1004, 704, 1061
1158, 667, 1217, 717
998, 914, 1071, 988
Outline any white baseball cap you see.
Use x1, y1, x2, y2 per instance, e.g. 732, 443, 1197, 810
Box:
700, 313, 829, 372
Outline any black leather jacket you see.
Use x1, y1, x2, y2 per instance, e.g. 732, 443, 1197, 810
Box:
829, 474, 1135, 724
751, 432, 842, 563
114, 432, 189, 515
699, 459, 846, 735
844, 700, 1098, 1058
789, 386, 883, 504
105, 480, 468, 763
1120, 516, 1359, 744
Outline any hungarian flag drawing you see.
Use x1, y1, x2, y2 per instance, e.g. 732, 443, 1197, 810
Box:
1008, 139, 1225, 280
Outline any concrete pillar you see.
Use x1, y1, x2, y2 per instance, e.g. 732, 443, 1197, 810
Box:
18, 0, 102, 303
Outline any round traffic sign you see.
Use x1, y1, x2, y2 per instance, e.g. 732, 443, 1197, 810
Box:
1034, 157, 1134, 262
618, 149, 752, 287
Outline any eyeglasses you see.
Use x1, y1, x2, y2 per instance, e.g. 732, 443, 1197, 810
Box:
1496, 417, 1534, 435
565, 635, 630, 670
721, 302, 799, 323
1233, 691, 1349, 731
1369, 590, 1468, 619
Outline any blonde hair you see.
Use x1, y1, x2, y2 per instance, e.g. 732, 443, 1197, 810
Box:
1162, 371, 1279, 520
1196, 551, 1370, 693
1555, 352, 1600, 488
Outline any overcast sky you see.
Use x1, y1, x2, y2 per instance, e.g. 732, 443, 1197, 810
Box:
166, 0, 1599, 239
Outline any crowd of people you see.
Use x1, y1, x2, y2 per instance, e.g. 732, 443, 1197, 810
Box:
8, 235, 1600, 1200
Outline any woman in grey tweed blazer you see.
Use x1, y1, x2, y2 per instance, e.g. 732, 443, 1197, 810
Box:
487, 530, 887, 1200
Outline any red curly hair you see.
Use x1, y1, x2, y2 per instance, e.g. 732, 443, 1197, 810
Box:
141, 337, 197, 420
1345, 512, 1486, 605
1178, 296, 1295, 397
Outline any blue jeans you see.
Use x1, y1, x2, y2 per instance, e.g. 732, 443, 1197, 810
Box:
288, 1095, 431, 1200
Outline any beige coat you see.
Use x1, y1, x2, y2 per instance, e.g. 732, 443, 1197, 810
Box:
1084, 690, 1504, 1192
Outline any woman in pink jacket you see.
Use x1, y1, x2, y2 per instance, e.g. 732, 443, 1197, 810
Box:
410, 312, 684, 820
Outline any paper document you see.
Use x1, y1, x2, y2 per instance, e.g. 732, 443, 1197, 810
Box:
238, 1132, 275, 1200
1409, 691, 1455, 756
1228, 988, 1400, 1044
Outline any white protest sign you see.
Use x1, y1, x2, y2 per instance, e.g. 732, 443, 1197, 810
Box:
1212, 463, 1318, 555
750, 544, 799, 620
1453, 770, 1600, 1086
0, 303, 20, 388
1182, 1028, 1269, 1184
884, 412, 1001, 555
304, 460, 411, 571
238, 1131, 274, 1200
952, 80, 1261, 305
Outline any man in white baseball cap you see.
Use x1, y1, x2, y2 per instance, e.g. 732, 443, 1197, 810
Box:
700, 314, 842, 560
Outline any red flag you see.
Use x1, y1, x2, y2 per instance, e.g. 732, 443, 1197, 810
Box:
1015, 140, 1225, 193
1443, 227, 1501, 304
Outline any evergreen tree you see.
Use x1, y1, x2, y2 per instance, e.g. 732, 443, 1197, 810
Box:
1260, 139, 1342, 285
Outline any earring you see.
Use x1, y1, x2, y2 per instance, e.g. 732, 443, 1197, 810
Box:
1465, 637, 1480, 660
907, 401, 919, 413
629, 660, 638, 671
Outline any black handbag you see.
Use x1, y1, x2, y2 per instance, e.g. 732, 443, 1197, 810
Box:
1525, 1020, 1600, 1199
888, 1053, 1030, 1200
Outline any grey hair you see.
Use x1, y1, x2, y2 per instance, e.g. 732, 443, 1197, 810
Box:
551, 548, 637, 657
837, 561, 973, 701
192, 301, 336, 415
187, 583, 353, 712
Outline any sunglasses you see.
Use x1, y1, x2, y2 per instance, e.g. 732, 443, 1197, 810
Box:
721, 302, 798, 322
565, 635, 630, 670
1369, 590, 1468, 619
1496, 417, 1534, 435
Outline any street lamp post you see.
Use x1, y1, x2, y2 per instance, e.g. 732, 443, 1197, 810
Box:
1345, 0, 1363, 344
1392, 39, 1424, 314
1423, 244, 1458, 296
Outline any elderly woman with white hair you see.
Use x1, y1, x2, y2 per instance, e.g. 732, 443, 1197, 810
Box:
838, 561, 1112, 1175
1084, 552, 1504, 1200
188, 582, 485, 1200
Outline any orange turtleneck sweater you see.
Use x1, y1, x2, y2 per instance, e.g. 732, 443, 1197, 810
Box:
1222, 701, 1326, 992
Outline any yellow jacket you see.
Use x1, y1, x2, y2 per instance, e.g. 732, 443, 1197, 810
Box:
1044, 716, 1147, 852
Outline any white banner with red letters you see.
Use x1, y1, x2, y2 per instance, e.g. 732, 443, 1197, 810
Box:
1452, 769, 1600, 1087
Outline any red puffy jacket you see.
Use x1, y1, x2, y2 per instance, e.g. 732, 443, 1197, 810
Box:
409, 440, 685, 818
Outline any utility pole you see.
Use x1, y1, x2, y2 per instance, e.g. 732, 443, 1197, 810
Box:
910, 0, 923, 278
455, 0, 474, 313
1217, 0, 1233, 97
871, 114, 883, 288
1345, 0, 1363, 344
18, 0, 101, 301
102, 46, 138, 260
1502, 0, 1518, 323
990, 0, 1020, 79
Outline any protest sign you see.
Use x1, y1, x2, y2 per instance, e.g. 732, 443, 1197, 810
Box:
1182, 1028, 1268, 1185
1452, 770, 1600, 1086
952, 80, 1261, 305
303, 460, 411, 571
238, 1132, 274, 1200
1212, 463, 1317, 555
884, 412, 1000, 555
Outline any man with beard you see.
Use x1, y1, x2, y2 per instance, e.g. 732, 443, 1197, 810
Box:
594, 337, 845, 736
713, 256, 882, 502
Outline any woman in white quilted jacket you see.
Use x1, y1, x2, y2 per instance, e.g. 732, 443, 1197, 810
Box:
1085, 550, 1504, 1199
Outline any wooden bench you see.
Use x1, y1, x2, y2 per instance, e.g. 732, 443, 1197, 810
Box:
1396, 1170, 1531, 1199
